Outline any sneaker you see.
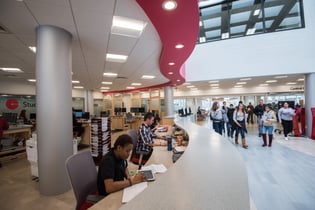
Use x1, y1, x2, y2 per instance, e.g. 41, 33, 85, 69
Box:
285, 137, 288, 141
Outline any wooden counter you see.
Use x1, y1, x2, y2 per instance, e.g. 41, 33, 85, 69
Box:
90, 116, 250, 210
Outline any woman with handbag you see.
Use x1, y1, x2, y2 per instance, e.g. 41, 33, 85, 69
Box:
233, 103, 248, 149
261, 104, 277, 147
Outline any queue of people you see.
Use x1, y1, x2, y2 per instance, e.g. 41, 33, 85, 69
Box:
208, 100, 297, 149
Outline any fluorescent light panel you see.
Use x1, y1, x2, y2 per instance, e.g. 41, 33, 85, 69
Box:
186, 85, 195, 88
131, 83, 141, 86
141, 75, 155, 79
112, 16, 147, 38
28, 46, 36, 53
126, 86, 135, 89
106, 53, 127, 63
103, 72, 118, 77
265, 80, 277, 83
236, 82, 247, 85
234, 85, 243, 88
297, 78, 304, 81
209, 80, 219, 83
100, 87, 110, 89
0, 67, 23, 73
175, 44, 184, 49
287, 82, 297, 85
240, 78, 252, 81
274, 75, 288, 78
73, 86, 84, 89
27, 79, 36, 82
102, 81, 113, 84
72, 80, 80, 84
210, 84, 219, 87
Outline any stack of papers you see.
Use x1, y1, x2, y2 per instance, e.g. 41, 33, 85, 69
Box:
122, 182, 148, 203
140, 164, 167, 174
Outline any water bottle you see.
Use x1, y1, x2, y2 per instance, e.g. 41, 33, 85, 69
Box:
166, 135, 172, 151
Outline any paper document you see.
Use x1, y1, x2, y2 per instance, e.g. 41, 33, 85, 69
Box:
140, 164, 167, 174
122, 182, 148, 203
174, 146, 186, 153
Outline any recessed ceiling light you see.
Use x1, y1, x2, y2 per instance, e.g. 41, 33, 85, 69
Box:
72, 80, 80, 84
175, 44, 184, 49
287, 82, 297, 85
168, 62, 175, 66
265, 80, 277, 83
274, 75, 288, 79
106, 53, 127, 63
234, 85, 243, 88
259, 84, 269, 86
0, 67, 23, 73
112, 16, 147, 38
297, 78, 304, 81
199, 21, 203, 27
210, 84, 219, 87
126, 86, 135, 89
168, 72, 174, 75
27, 79, 36, 82
73, 86, 84, 89
186, 85, 195, 88
162, 1, 177, 10
100, 87, 110, 89
177, 79, 180, 82
236, 82, 247, 85
100, 90, 109, 92
103, 72, 118, 77
183, 82, 191, 85
209, 80, 219, 83
28, 46, 36, 53
141, 75, 155, 79
240, 78, 252, 81
102, 81, 113, 85
131, 83, 141, 86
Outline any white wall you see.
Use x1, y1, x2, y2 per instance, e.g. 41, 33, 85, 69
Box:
186, 0, 315, 82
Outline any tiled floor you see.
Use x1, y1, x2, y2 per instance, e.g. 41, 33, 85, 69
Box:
1, 121, 315, 210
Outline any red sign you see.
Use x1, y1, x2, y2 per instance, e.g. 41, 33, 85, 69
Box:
6, 99, 19, 110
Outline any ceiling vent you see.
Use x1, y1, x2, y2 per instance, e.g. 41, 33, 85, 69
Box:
116, 76, 127, 79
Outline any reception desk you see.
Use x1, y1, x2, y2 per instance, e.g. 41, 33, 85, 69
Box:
91, 116, 250, 210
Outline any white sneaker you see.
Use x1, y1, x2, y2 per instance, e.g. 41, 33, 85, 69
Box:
285, 137, 288, 141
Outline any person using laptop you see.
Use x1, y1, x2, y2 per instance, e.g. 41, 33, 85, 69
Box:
97, 134, 146, 196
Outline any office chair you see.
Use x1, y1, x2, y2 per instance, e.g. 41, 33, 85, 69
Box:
65, 150, 103, 210
127, 129, 150, 170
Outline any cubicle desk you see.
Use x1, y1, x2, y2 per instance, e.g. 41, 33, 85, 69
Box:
90, 116, 250, 210
111, 116, 125, 131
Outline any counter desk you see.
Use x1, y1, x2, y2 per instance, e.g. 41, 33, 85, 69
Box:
91, 116, 250, 210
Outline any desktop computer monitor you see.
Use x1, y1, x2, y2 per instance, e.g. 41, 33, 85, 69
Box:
82, 112, 90, 120
75, 112, 83, 119
121, 108, 127, 113
130, 107, 139, 113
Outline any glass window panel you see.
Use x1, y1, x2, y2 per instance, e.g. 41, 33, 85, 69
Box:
203, 17, 221, 29
279, 16, 301, 28
289, 2, 300, 15
265, 20, 274, 28
264, 5, 283, 18
205, 29, 221, 38
200, 4, 221, 16
232, 0, 254, 10
230, 11, 251, 24
254, 22, 263, 30
230, 25, 246, 34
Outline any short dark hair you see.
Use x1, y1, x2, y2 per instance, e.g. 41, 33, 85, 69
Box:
144, 112, 154, 121
113, 134, 133, 149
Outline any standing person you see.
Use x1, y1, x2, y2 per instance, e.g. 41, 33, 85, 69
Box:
278, 102, 295, 141
233, 103, 248, 149
227, 104, 235, 139
221, 101, 228, 136
254, 100, 266, 137
261, 104, 277, 147
246, 102, 254, 124
19, 109, 29, 124
210, 101, 224, 135
97, 134, 146, 196
0, 114, 9, 167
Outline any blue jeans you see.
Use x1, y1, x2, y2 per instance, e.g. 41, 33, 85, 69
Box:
227, 122, 234, 137
213, 121, 223, 135
235, 126, 245, 138
262, 125, 274, 135
257, 116, 263, 135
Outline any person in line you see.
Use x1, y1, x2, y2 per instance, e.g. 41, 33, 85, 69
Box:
227, 104, 235, 139
246, 102, 254, 124
254, 100, 266, 137
233, 103, 248, 149
210, 101, 224, 135
261, 104, 277, 147
19, 109, 29, 124
132, 112, 165, 166
278, 102, 295, 141
221, 101, 228, 136
97, 134, 146, 196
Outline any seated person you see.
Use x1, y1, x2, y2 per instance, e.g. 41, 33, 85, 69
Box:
72, 108, 84, 138
97, 134, 146, 196
19, 109, 29, 124
150, 114, 161, 132
131, 112, 166, 165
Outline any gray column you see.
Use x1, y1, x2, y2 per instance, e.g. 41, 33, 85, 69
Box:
305, 73, 315, 138
85, 90, 94, 115
164, 86, 174, 116
36, 25, 73, 195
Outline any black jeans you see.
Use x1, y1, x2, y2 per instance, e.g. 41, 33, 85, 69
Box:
281, 119, 293, 137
